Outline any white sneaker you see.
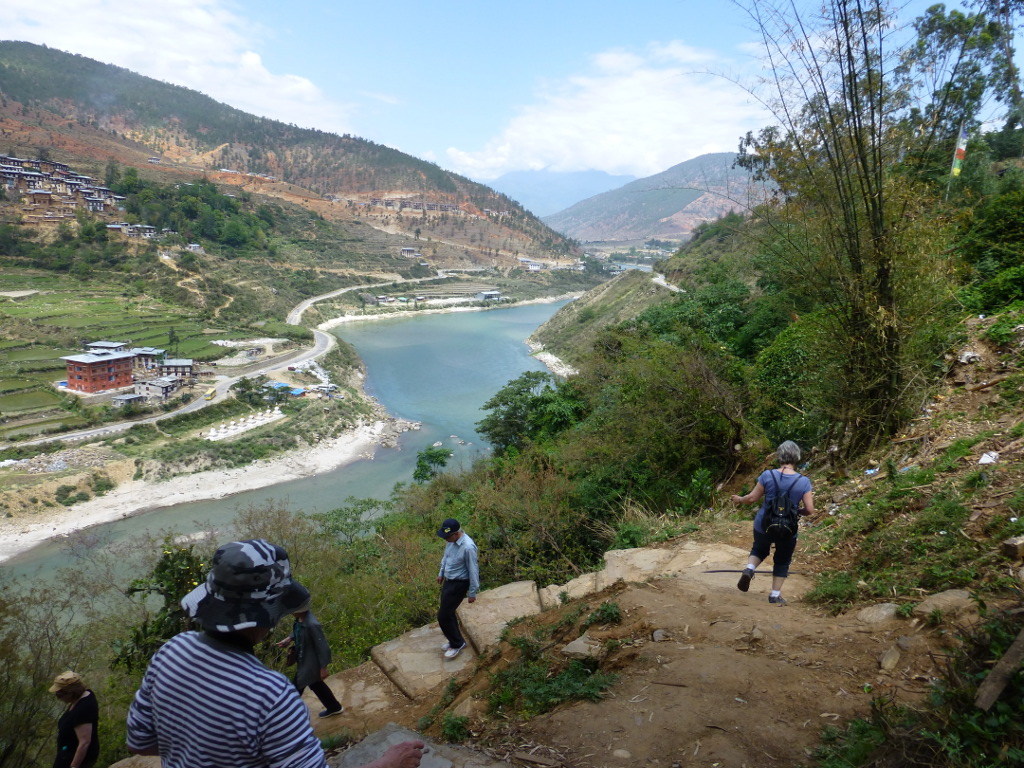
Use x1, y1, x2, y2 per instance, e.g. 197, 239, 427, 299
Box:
443, 643, 466, 659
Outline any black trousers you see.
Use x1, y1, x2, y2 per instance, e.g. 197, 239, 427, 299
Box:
438, 578, 470, 648
297, 679, 342, 712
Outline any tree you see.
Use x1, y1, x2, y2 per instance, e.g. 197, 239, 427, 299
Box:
476, 371, 555, 455
735, 0, 968, 457
104, 159, 121, 188
413, 446, 451, 483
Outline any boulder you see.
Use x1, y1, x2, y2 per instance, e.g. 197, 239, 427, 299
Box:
458, 581, 541, 653
537, 572, 598, 610
911, 589, 978, 624
856, 603, 901, 624
596, 548, 676, 590
562, 632, 606, 660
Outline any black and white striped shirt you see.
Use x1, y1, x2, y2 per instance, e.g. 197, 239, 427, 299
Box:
127, 631, 325, 768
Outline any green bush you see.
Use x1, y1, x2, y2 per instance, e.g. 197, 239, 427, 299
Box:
487, 657, 617, 718
584, 601, 622, 627
441, 713, 470, 742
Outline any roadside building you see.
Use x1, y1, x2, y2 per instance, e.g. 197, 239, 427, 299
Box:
135, 376, 180, 402
159, 358, 194, 378
112, 393, 147, 408
60, 351, 134, 394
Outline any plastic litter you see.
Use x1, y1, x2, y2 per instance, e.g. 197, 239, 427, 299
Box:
979, 452, 999, 465
864, 468, 879, 475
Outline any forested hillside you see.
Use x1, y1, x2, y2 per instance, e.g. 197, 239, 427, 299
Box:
0, 41, 577, 260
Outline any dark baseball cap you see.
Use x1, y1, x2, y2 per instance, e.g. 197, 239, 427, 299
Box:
181, 539, 300, 632
436, 518, 460, 538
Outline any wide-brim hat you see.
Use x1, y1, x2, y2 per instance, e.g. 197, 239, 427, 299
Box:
181, 539, 301, 632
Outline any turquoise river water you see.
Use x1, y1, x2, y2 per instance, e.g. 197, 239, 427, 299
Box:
3, 300, 568, 581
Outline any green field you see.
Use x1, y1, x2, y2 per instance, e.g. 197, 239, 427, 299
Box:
0, 390, 61, 410
0, 272, 247, 425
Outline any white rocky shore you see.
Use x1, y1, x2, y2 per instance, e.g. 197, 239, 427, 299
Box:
0, 418, 420, 565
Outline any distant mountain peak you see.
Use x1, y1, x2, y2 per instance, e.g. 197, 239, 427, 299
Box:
542, 153, 759, 244
485, 169, 637, 217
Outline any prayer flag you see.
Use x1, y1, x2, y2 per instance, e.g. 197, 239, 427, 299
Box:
951, 125, 968, 177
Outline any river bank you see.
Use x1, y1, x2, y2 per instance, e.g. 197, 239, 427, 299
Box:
316, 292, 580, 331
0, 419, 399, 565
0, 295, 577, 566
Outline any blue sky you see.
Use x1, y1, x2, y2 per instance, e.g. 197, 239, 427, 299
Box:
1, 0, 960, 181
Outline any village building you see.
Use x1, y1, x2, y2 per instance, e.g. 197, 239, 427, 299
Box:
131, 346, 166, 370
86, 340, 129, 353
159, 358, 194, 378
134, 376, 180, 402
60, 351, 134, 394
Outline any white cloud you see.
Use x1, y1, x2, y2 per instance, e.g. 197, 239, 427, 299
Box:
446, 41, 768, 180
0, 0, 357, 133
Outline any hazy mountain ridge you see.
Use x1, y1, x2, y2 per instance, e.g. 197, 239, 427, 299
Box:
485, 169, 637, 217
542, 152, 759, 243
0, 41, 575, 258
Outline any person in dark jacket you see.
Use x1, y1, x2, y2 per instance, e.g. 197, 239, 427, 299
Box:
50, 670, 99, 768
276, 584, 344, 717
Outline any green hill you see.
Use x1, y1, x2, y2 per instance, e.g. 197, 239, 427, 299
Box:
0, 41, 575, 258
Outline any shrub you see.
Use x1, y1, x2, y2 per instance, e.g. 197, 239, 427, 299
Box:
584, 601, 622, 627
441, 713, 470, 742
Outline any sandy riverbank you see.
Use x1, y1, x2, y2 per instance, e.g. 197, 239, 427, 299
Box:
317, 292, 580, 331
0, 421, 387, 565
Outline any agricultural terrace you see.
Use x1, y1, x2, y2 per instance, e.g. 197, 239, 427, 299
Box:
0, 274, 249, 439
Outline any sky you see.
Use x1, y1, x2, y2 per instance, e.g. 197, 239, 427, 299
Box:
1, 0, 951, 182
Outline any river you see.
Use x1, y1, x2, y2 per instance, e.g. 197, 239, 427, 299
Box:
2, 301, 568, 582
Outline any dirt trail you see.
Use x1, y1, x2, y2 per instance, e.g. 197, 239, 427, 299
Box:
515, 571, 945, 768
317, 532, 954, 768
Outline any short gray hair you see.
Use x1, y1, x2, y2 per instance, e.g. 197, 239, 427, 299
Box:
776, 440, 801, 465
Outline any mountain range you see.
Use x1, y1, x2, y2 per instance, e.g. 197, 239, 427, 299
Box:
0, 40, 574, 262
542, 152, 760, 244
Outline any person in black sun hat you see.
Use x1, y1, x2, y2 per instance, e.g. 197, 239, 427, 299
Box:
127, 538, 424, 768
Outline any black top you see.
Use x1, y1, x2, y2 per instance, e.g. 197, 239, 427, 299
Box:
54, 690, 99, 768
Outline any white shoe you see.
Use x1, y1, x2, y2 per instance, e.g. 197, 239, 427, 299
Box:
441, 642, 451, 651
444, 643, 466, 659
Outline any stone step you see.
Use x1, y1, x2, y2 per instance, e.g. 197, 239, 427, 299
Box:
331, 723, 505, 768
370, 623, 476, 701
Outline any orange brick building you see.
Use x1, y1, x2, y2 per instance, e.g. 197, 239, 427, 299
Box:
61, 351, 134, 394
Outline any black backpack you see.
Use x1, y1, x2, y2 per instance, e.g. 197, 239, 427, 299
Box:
763, 470, 802, 538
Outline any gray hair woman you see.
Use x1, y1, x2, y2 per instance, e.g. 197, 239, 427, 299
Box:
50, 671, 99, 768
730, 441, 816, 605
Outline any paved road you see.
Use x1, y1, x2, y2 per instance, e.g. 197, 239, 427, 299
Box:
6, 275, 442, 449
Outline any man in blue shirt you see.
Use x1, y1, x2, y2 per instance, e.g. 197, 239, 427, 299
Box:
435, 518, 479, 659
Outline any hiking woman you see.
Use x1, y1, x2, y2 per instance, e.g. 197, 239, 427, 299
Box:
731, 440, 815, 605
50, 671, 99, 768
